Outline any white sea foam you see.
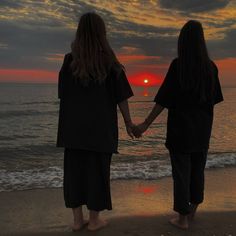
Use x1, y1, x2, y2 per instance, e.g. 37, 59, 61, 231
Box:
0, 153, 236, 192
206, 153, 236, 168
0, 167, 63, 192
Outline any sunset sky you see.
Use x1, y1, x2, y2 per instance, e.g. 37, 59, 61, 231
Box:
0, 0, 235, 86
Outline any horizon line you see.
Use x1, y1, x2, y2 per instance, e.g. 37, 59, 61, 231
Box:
0, 81, 234, 88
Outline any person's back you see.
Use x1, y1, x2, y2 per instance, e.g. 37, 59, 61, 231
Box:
56, 12, 134, 232
134, 20, 224, 230
156, 20, 224, 229
156, 57, 223, 152
57, 52, 131, 153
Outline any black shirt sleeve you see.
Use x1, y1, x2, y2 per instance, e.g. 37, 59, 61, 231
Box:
114, 68, 134, 104
213, 64, 224, 105
154, 59, 177, 108
58, 53, 71, 99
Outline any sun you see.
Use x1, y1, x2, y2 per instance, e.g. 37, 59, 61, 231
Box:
144, 78, 149, 84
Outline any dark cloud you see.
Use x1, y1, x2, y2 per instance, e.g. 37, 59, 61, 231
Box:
208, 28, 236, 59
0, 21, 74, 70
205, 18, 236, 28
0, 0, 97, 70
0, 15, 178, 70
159, 0, 230, 13
93, 8, 179, 59
0, 0, 22, 8
0, 2, 179, 70
0, 0, 235, 75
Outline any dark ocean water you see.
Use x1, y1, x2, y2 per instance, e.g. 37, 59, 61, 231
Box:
0, 83, 236, 191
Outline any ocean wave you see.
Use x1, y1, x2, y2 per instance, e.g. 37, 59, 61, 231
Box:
0, 167, 63, 192
0, 152, 236, 192
0, 110, 57, 119
206, 152, 236, 168
20, 101, 58, 105
0, 134, 37, 141
0, 101, 58, 106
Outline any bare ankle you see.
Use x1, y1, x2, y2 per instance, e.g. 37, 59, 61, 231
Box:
89, 210, 100, 224
189, 203, 199, 220
72, 207, 84, 224
179, 214, 188, 222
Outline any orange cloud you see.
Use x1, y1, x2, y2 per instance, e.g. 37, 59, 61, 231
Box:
45, 53, 64, 62
117, 54, 160, 64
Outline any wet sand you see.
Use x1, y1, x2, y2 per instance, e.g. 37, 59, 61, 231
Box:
0, 167, 235, 236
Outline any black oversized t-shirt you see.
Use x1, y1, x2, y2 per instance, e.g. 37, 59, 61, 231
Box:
56, 53, 134, 153
154, 58, 224, 152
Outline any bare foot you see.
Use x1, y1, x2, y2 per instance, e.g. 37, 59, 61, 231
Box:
87, 219, 108, 231
72, 220, 89, 232
169, 217, 188, 230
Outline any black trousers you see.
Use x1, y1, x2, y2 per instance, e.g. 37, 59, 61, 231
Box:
169, 151, 207, 215
63, 148, 112, 211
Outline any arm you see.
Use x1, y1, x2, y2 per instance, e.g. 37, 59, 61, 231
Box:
133, 103, 164, 137
144, 103, 164, 127
133, 60, 177, 138
58, 53, 71, 99
118, 99, 135, 139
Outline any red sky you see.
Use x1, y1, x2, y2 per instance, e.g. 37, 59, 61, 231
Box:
1, 57, 235, 87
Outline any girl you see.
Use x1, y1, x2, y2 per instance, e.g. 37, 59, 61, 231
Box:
134, 20, 223, 229
56, 12, 134, 231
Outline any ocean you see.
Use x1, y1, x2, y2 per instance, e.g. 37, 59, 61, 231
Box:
0, 82, 236, 192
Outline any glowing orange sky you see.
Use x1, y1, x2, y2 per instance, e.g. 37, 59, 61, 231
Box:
1, 57, 235, 86
0, 69, 162, 86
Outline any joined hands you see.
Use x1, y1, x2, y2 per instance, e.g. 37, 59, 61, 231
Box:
125, 120, 149, 139
120, 102, 163, 139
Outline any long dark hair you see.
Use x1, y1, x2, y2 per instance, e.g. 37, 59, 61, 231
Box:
70, 12, 122, 86
177, 20, 215, 102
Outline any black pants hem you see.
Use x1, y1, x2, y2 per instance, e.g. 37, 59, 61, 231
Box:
173, 207, 190, 215
190, 199, 204, 204
170, 151, 207, 215
65, 202, 112, 211
63, 148, 112, 212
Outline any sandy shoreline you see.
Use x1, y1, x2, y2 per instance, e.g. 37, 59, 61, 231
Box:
0, 167, 236, 236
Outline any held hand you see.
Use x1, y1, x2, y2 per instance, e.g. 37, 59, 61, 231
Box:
132, 122, 149, 138
137, 122, 149, 133
131, 125, 142, 138
125, 121, 136, 139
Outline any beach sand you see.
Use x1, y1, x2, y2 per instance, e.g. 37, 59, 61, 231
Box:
0, 167, 235, 236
